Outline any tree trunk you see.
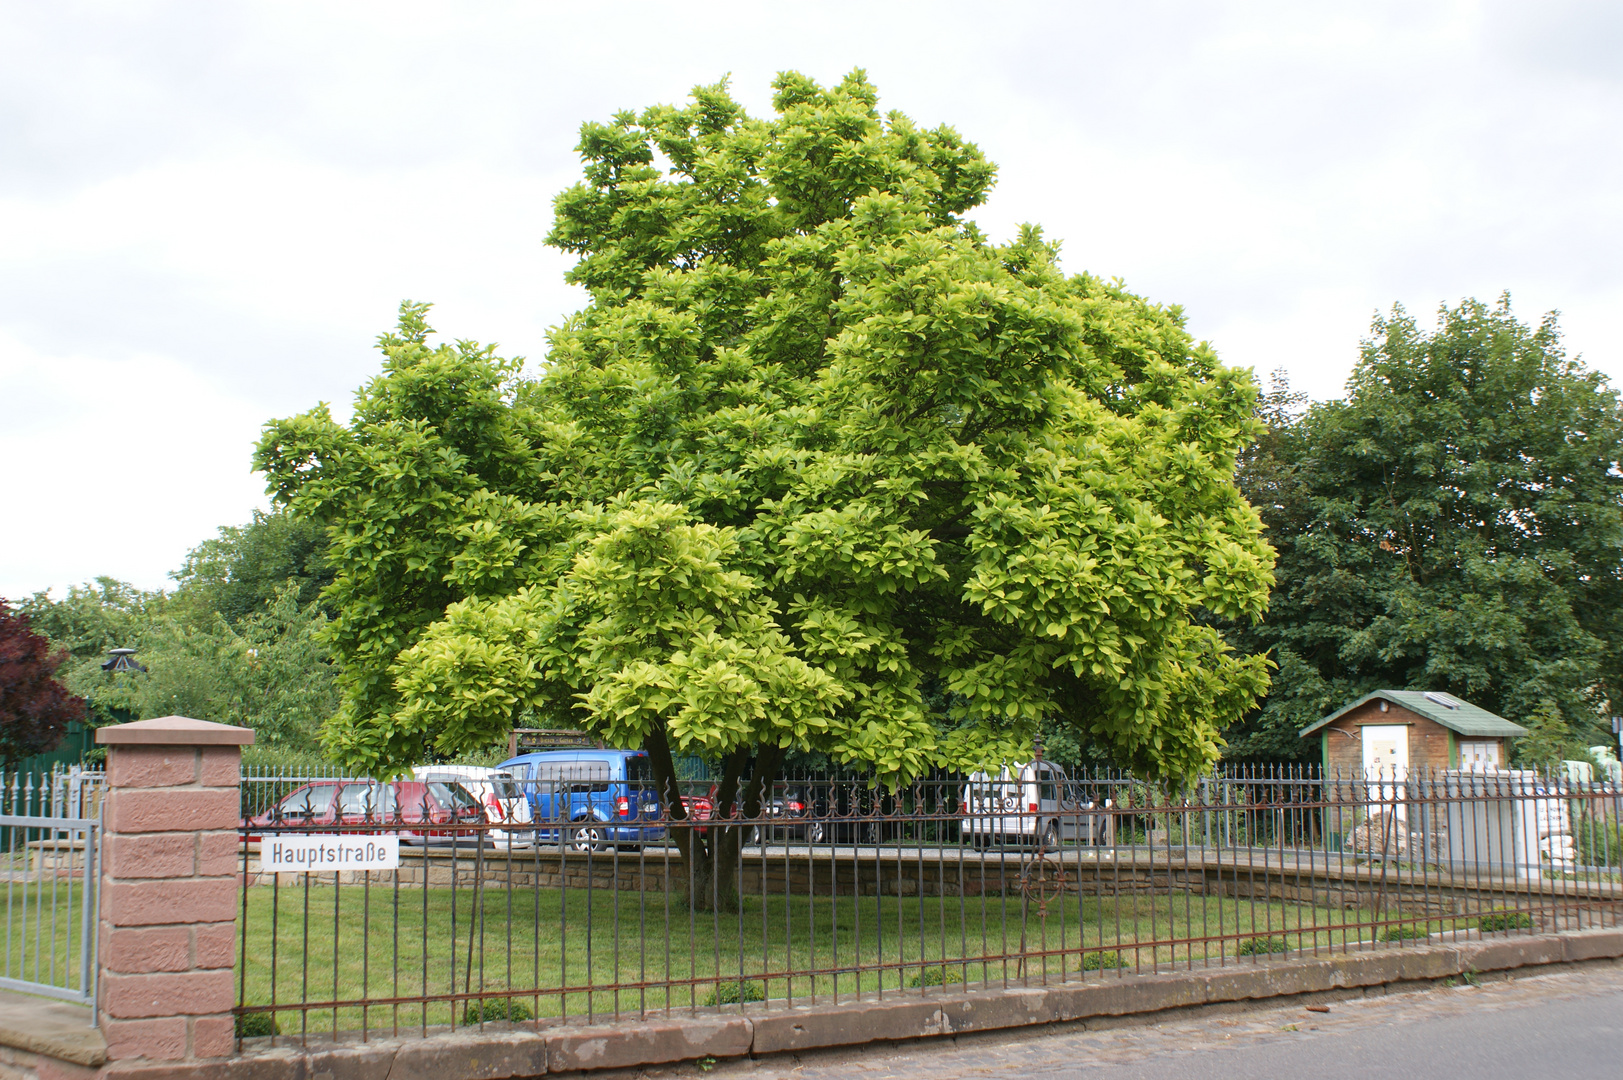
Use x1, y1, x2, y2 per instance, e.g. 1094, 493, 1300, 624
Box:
643, 730, 780, 913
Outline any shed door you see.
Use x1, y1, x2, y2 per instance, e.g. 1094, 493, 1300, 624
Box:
1362, 725, 1410, 817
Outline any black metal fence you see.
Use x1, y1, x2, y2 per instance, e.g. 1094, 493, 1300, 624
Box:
234, 764, 1623, 1047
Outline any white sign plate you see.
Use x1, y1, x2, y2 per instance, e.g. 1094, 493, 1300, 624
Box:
264, 835, 400, 872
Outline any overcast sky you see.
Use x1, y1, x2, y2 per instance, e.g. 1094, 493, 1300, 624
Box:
3, 0, 1621, 600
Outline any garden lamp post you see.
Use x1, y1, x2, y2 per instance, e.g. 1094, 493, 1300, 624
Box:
101, 648, 145, 675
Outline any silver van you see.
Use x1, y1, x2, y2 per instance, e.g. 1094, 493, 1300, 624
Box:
962, 762, 1114, 850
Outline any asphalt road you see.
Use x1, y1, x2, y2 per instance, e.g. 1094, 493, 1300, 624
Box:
668, 963, 1623, 1080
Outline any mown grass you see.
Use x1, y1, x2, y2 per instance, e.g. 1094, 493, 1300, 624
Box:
0, 881, 92, 994
238, 879, 1404, 1033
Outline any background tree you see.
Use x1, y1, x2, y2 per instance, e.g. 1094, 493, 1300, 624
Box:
20, 518, 337, 751
258, 73, 1275, 907
169, 510, 333, 626
1513, 699, 1584, 773
130, 587, 334, 750
0, 600, 87, 764
1225, 297, 1623, 758
21, 578, 161, 725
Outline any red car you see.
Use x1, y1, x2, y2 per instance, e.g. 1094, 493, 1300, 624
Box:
242, 780, 485, 844
679, 794, 714, 833
698, 784, 819, 842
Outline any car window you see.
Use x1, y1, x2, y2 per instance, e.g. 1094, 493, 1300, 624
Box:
626, 755, 653, 787
338, 783, 393, 817
418, 772, 481, 795
489, 773, 518, 800
532, 761, 610, 782
276, 785, 336, 817
428, 782, 480, 810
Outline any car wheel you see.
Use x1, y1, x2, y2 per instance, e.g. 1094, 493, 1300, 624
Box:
746, 825, 763, 846
806, 821, 825, 845
569, 825, 605, 852
1041, 821, 1061, 851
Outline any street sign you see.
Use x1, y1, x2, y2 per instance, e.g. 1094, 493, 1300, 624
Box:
263, 835, 400, 872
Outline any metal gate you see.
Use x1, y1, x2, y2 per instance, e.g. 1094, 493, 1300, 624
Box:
1, 772, 100, 1011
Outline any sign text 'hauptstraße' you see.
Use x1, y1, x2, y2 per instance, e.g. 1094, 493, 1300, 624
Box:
263, 835, 400, 871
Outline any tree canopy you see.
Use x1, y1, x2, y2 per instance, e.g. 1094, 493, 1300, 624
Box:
169, 510, 333, 627
1225, 296, 1623, 759
257, 72, 1275, 794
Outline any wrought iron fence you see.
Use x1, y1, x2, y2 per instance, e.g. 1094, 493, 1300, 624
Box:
232, 763, 1623, 1047
0, 771, 101, 1011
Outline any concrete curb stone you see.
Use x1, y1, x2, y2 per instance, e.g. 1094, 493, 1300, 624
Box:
1561, 928, 1623, 963
547, 1017, 750, 1073
1460, 935, 1565, 973
102, 1050, 302, 1080
297, 1041, 395, 1080
393, 1030, 547, 1080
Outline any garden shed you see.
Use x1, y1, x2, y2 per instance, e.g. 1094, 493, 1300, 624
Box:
1299, 690, 1528, 776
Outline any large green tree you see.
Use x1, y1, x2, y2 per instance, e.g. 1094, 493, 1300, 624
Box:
1226, 297, 1623, 760
257, 73, 1274, 904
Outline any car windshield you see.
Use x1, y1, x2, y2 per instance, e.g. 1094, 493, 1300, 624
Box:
489, 773, 518, 799
428, 782, 480, 810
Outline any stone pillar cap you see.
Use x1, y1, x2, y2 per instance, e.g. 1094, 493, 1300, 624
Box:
95, 715, 255, 746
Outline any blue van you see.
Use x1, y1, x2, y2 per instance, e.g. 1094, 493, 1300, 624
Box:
498, 749, 665, 851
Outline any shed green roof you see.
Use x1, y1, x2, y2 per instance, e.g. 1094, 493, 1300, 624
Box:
1298, 690, 1529, 740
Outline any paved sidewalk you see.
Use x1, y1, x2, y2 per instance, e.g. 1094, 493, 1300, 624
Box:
655, 962, 1623, 1080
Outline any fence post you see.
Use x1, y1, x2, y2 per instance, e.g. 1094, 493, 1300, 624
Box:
95, 716, 253, 1063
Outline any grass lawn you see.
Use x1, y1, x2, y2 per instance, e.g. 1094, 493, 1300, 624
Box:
238, 877, 1418, 1035
0, 881, 92, 995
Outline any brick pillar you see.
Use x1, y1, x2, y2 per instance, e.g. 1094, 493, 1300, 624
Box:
96, 715, 253, 1063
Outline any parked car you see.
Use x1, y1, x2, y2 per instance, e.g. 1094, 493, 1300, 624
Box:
705, 784, 824, 844
498, 749, 666, 852
795, 783, 903, 845
961, 763, 1112, 850
413, 765, 535, 847
241, 779, 487, 844
678, 793, 714, 834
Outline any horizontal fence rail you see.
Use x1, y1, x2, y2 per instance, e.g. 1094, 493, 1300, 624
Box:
0, 771, 101, 1011
229, 763, 1623, 1047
